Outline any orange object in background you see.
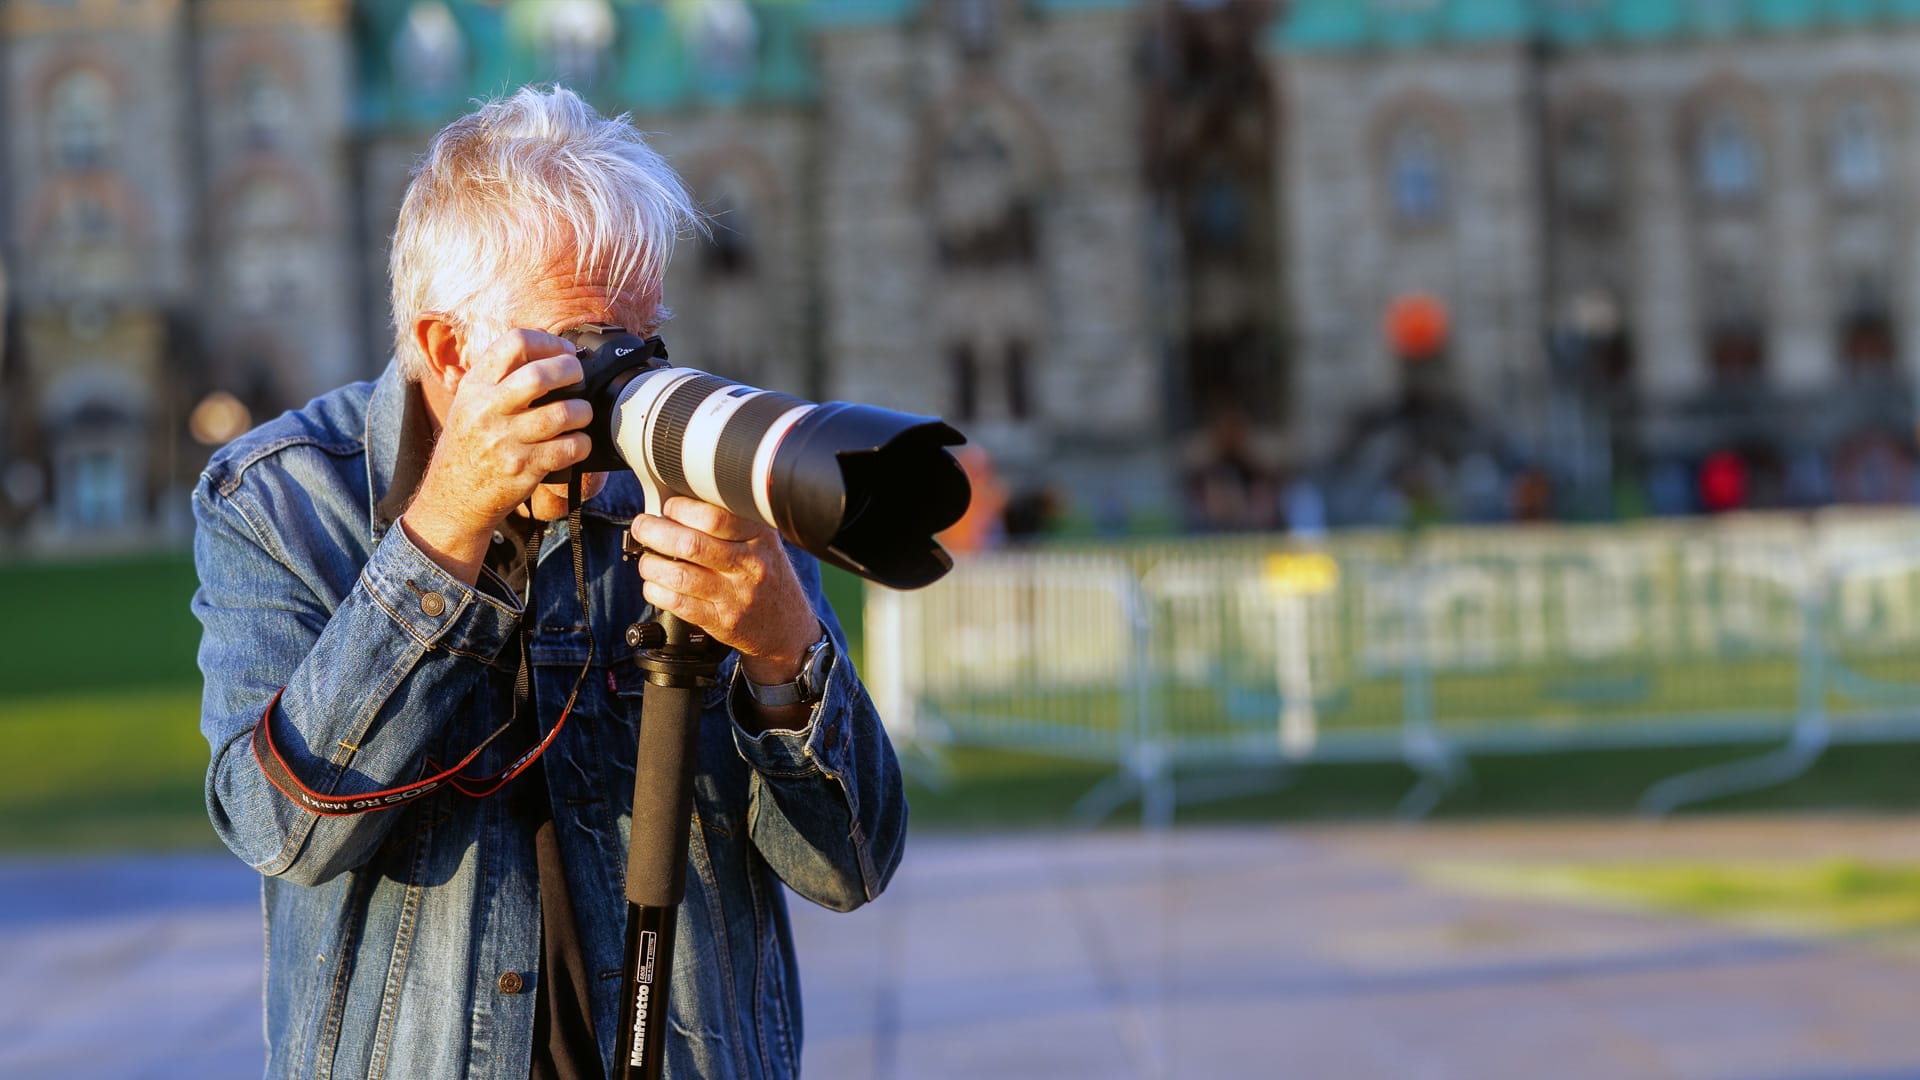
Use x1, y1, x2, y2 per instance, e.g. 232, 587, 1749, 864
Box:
938, 445, 1008, 555
1384, 292, 1451, 361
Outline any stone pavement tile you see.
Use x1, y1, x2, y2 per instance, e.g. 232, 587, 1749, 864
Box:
0, 855, 263, 1080
888, 841, 1140, 1078
1565, 940, 1920, 1079
1317, 815, 1920, 867
11, 825, 1920, 1079
792, 827, 1920, 1080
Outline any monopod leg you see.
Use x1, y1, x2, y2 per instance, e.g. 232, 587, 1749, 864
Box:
616, 612, 723, 1080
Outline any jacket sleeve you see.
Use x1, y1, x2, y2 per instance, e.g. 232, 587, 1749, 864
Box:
728, 545, 908, 913
192, 470, 522, 887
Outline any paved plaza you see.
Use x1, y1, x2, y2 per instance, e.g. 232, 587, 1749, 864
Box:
5, 820, 1920, 1078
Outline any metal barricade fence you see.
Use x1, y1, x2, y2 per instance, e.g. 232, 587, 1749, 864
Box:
1815, 511, 1920, 739
866, 511, 1920, 817
865, 552, 1146, 760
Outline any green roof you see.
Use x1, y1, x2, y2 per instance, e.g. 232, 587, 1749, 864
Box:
1278, 0, 1920, 52
352, 0, 1920, 129
355, 0, 818, 129
805, 0, 1130, 24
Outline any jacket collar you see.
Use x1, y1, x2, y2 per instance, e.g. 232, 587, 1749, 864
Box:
365, 360, 414, 541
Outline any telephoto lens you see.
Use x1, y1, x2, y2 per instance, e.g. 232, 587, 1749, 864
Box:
539, 324, 971, 590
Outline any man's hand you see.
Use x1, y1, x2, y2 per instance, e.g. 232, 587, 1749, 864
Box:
632, 497, 822, 730
402, 330, 593, 583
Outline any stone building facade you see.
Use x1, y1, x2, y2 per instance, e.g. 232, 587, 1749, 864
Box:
8, 0, 1920, 547
1283, 1, 1920, 517
0, 0, 356, 546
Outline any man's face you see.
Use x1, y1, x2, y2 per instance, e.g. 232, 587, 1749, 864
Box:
481, 253, 661, 521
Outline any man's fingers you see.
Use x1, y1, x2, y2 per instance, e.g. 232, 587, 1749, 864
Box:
631, 513, 733, 569
511, 399, 592, 443
530, 432, 592, 474
641, 581, 727, 634
469, 328, 573, 387
496, 351, 586, 409
637, 553, 724, 600
660, 496, 768, 543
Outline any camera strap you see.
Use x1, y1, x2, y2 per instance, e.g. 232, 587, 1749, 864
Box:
252, 476, 599, 816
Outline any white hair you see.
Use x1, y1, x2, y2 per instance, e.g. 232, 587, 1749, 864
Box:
389, 85, 702, 380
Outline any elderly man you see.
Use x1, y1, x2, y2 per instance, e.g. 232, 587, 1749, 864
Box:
191, 87, 906, 1079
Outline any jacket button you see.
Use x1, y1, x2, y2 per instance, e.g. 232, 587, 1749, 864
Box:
498, 971, 524, 994
420, 591, 447, 617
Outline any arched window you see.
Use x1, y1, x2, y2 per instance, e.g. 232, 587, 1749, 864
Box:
1704, 262, 1766, 378
1188, 164, 1251, 257
50, 190, 126, 295
68, 443, 132, 529
1697, 108, 1760, 201
1005, 338, 1032, 421
47, 69, 114, 170
948, 0, 998, 58
1557, 112, 1616, 211
1838, 270, 1897, 372
56, 191, 117, 246
1829, 98, 1886, 198
395, 1, 465, 99
932, 109, 1037, 267
701, 185, 756, 279
224, 177, 306, 314
950, 341, 978, 421
1388, 122, 1445, 226
232, 176, 297, 232
238, 64, 293, 149
688, 176, 765, 383
692, 0, 757, 88
530, 0, 615, 87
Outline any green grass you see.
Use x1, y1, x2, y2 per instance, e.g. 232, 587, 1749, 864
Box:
0, 552, 215, 851
1428, 859, 1920, 938
0, 551, 203, 697
0, 553, 869, 698
899, 740, 1920, 829
0, 687, 213, 852
6, 550, 1920, 850
818, 563, 865, 670
918, 655, 1813, 748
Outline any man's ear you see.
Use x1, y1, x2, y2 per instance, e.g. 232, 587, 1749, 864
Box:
413, 315, 466, 392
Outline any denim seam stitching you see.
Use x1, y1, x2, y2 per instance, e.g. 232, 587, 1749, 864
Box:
745, 848, 778, 1075
313, 881, 368, 1080
367, 828, 430, 1080
686, 817, 750, 1073
214, 434, 366, 497
222, 487, 302, 584
850, 818, 879, 901
333, 641, 422, 777
749, 764, 818, 779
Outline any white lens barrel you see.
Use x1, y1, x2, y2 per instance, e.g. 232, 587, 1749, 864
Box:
609, 367, 815, 527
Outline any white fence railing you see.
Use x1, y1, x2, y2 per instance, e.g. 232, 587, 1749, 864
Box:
866, 509, 1920, 818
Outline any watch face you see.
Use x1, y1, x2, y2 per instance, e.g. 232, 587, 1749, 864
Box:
800, 634, 834, 702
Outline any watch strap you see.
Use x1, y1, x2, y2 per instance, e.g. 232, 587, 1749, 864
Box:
743, 627, 832, 707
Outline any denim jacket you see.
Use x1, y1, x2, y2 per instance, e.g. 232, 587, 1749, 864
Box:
191, 360, 907, 1079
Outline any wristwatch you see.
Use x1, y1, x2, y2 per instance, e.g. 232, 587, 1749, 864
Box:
743, 626, 834, 708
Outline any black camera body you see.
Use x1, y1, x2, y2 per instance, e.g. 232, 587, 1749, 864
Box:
533, 324, 668, 481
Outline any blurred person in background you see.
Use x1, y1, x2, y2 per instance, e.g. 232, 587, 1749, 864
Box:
190, 86, 905, 1079
1183, 405, 1280, 532
1700, 449, 1750, 513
